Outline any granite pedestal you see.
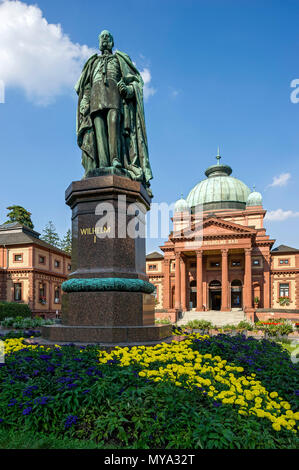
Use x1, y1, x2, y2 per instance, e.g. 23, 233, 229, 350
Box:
42, 173, 171, 344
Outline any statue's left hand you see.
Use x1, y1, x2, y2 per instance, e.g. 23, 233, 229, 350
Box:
118, 80, 129, 98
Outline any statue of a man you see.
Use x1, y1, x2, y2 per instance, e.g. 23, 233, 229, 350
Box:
75, 30, 153, 196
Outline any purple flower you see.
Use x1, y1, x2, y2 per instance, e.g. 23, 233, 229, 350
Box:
212, 401, 222, 408
22, 407, 32, 416
39, 354, 52, 360
64, 415, 78, 429
67, 383, 77, 389
8, 399, 17, 407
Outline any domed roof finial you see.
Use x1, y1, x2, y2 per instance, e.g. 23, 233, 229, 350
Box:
216, 147, 221, 165
253, 184, 256, 191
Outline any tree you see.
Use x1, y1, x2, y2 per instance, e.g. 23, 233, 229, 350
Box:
4, 205, 34, 229
41, 221, 60, 248
60, 229, 72, 254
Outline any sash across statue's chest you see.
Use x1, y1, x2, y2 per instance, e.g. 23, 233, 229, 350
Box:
90, 55, 122, 113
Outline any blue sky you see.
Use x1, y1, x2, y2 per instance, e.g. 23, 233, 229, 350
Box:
0, 0, 298, 253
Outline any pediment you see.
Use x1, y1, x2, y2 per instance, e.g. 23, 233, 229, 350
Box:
171, 217, 256, 240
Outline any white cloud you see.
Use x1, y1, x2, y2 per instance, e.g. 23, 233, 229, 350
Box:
268, 173, 291, 188
265, 209, 299, 221
140, 67, 156, 101
0, 1, 156, 105
0, 0, 96, 104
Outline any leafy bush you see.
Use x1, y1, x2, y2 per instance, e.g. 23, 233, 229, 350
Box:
155, 318, 171, 325
0, 317, 54, 330
222, 324, 237, 331
265, 323, 294, 337
237, 321, 254, 331
0, 303, 31, 321
186, 320, 213, 330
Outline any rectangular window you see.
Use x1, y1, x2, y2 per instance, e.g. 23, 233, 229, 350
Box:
190, 262, 196, 268
39, 256, 45, 264
149, 264, 157, 270
39, 283, 46, 304
54, 286, 60, 304
210, 261, 220, 268
54, 260, 60, 268
279, 283, 289, 297
279, 259, 289, 265
231, 260, 241, 267
14, 283, 22, 301
253, 259, 260, 266
14, 254, 23, 262
68, 264, 72, 271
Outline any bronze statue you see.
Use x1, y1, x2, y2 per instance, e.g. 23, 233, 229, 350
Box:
75, 30, 153, 196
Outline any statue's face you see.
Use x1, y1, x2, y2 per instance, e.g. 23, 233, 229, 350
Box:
99, 30, 114, 53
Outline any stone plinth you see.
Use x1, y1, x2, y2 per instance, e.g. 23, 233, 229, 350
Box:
42, 175, 171, 344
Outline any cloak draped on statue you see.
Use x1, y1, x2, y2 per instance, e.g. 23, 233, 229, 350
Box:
75, 51, 153, 190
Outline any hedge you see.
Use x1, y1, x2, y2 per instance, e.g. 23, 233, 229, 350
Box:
0, 303, 32, 321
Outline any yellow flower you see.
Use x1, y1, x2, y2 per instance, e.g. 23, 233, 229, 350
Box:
272, 423, 281, 431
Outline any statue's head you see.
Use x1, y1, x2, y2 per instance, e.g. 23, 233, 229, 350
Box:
99, 30, 114, 53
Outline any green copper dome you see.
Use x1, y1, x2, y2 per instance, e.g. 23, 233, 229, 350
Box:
174, 194, 190, 212
246, 187, 263, 207
186, 153, 251, 212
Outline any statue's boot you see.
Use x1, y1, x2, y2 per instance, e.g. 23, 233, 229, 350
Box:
112, 158, 122, 169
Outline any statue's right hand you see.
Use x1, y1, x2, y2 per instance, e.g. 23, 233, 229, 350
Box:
80, 104, 89, 116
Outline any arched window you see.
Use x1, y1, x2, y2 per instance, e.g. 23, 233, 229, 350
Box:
209, 280, 221, 288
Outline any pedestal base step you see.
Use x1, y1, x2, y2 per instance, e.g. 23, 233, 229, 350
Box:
42, 324, 172, 344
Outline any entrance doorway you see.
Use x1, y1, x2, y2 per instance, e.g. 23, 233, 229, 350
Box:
231, 280, 242, 309
189, 280, 197, 309
209, 280, 221, 311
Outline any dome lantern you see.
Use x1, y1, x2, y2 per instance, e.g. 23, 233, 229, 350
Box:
186, 151, 251, 212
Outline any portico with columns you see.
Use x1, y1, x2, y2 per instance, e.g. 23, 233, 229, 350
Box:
146, 152, 297, 322
161, 215, 273, 314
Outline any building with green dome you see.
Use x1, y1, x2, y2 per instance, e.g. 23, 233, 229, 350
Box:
146, 152, 299, 324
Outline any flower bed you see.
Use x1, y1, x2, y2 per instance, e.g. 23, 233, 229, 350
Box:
0, 335, 298, 449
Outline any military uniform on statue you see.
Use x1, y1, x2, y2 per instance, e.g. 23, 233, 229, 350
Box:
42, 30, 171, 344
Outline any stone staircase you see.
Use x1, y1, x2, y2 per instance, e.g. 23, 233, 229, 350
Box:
176, 310, 246, 327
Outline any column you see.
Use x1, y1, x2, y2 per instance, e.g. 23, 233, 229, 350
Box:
175, 252, 181, 310
263, 253, 270, 308
244, 248, 252, 309
221, 249, 229, 311
180, 255, 187, 311
162, 259, 171, 309
196, 250, 203, 311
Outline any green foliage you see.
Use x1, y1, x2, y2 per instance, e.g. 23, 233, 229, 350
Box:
60, 229, 72, 255
155, 318, 171, 325
0, 317, 54, 329
186, 320, 213, 330
41, 221, 60, 248
0, 303, 31, 321
279, 297, 290, 306
237, 321, 254, 331
0, 429, 103, 449
190, 334, 299, 410
222, 324, 237, 331
4, 205, 34, 229
264, 323, 294, 337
